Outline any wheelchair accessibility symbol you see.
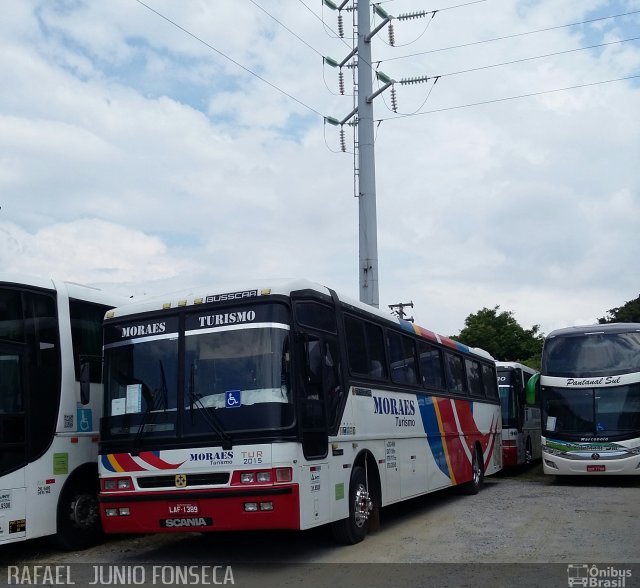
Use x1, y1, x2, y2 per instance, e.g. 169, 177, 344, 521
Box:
225, 390, 242, 408
77, 408, 92, 432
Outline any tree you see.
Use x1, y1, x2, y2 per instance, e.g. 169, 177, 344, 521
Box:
452, 306, 544, 370
598, 294, 640, 324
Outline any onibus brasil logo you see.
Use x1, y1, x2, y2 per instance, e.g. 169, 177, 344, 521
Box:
567, 564, 632, 587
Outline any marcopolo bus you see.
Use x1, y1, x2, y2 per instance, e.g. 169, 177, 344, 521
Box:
496, 362, 541, 467
528, 323, 640, 475
0, 274, 126, 548
98, 280, 502, 543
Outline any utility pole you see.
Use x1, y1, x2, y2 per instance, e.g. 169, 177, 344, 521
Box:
389, 301, 414, 322
325, 2, 412, 309
356, 0, 379, 308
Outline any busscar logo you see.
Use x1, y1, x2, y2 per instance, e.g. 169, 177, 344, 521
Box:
160, 517, 213, 528
205, 290, 259, 303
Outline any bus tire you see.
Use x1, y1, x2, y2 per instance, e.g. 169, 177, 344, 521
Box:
331, 466, 372, 545
462, 446, 484, 495
52, 477, 103, 550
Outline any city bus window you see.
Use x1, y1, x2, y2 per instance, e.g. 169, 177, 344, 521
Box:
417, 341, 445, 389
444, 352, 466, 394
387, 331, 418, 385
482, 364, 499, 399
70, 299, 110, 382
465, 359, 484, 396
344, 316, 387, 380
294, 302, 337, 334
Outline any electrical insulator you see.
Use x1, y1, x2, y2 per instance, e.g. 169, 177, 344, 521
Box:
390, 85, 398, 113
338, 70, 345, 95
340, 126, 346, 152
388, 22, 395, 46
337, 13, 344, 38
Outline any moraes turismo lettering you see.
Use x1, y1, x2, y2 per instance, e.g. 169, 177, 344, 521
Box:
121, 323, 166, 338
198, 311, 256, 328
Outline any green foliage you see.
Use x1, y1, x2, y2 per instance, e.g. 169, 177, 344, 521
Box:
598, 294, 640, 324
451, 306, 544, 370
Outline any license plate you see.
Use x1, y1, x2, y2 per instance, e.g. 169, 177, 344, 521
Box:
168, 502, 199, 515
587, 465, 606, 472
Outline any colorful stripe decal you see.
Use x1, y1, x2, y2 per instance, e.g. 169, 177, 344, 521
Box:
138, 451, 185, 469
101, 451, 185, 473
417, 396, 454, 481
418, 396, 499, 485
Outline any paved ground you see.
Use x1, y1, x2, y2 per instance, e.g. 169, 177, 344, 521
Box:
2, 464, 639, 587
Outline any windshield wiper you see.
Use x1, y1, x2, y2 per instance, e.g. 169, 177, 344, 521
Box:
131, 401, 153, 456
188, 363, 233, 450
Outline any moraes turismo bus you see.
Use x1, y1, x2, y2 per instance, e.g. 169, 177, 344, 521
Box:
97, 280, 502, 544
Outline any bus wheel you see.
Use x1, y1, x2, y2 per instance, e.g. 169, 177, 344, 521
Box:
52, 479, 103, 550
331, 466, 372, 545
462, 446, 484, 495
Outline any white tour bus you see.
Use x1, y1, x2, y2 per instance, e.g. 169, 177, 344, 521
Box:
0, 274, 126, 548
496, 362, 541, 467
98, 279, 502, 544
528, 323, 640, 475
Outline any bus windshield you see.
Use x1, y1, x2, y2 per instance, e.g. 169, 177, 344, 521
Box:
543, 331, 640, 378
541, 384, 640, 437
102, 304, 294, 442
183, 323, 292, 436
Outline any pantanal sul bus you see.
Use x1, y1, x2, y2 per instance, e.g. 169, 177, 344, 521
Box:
0, 274, 126, 548
527, 323, 640, 476
496, 362, 541, 467
98, 280, 502, 544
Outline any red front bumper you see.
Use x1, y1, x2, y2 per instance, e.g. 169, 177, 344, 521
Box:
100, 485, 300, 534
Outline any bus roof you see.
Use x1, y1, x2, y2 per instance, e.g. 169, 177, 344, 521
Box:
547, 323, 640, 339
105, 278, 495, 362
496, 361, 537, 375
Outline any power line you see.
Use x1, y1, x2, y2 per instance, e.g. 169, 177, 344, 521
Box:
434, 0, 488, 11
376, 74, 640, 121
434, 36, 640, 79
247, 0, 324, 58
381, 9, 640, 63
132, 0, 324, 118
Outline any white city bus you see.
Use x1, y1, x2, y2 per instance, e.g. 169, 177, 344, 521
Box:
528, 323, 640, 476
0, 274, 126, 548
98, 279, 501, 543
496, 362, 541, 467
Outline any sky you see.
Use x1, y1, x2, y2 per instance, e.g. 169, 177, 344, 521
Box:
1, 0, 639, 338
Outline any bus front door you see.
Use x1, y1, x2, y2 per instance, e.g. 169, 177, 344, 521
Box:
0, 343, 28, 542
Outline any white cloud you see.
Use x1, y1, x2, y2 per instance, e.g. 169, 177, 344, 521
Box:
1, 0, 638, 341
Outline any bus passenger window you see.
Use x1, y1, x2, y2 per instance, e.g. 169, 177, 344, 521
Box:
465, 359, 484, 396
387, 331, 418, 385
418, 342, 445, 389
444, 352, 466, 394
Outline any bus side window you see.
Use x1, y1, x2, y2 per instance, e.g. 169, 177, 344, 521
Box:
465, 359, 484, 396
387, 331, 418, 386
418, 342, 445, 389
444, 352, 466, 395
482, 364, 499, 399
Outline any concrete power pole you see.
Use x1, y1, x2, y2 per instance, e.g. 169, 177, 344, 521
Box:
356, 0, 379, 308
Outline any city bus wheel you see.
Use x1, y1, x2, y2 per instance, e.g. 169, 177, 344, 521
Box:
462, 447, 484, 495
331, 466, 372, 545
52, 479, 103, 550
